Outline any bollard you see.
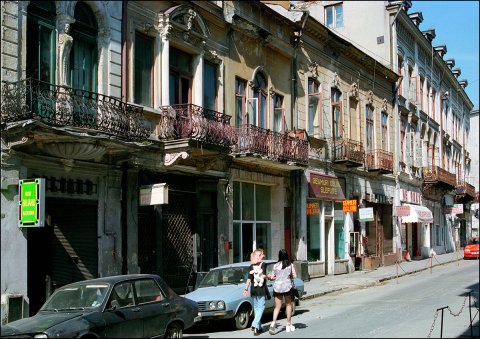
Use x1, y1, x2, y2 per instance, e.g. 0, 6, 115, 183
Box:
437, 306, 448, 338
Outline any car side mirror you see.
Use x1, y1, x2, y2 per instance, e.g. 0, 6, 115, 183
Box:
108, 300, 120, 311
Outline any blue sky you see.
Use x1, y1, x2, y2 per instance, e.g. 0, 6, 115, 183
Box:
410, 1, 479, 109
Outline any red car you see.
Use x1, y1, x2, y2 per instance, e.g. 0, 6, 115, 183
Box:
464, 238, 480, 259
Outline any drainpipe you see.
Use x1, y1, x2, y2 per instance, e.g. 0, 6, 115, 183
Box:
121, 0, 128, 275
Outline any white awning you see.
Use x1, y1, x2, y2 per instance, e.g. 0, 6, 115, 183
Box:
401, 204, 433, 223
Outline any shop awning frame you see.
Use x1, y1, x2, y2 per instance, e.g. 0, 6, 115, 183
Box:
401, 204, 433, 223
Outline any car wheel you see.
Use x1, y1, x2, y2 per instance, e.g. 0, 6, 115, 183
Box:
165, 322, 183, 338
234, 305, 251, 330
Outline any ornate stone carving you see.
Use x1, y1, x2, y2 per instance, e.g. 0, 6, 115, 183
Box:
57, 16, 75, 86
350, 82, 358, 99
332, 72, 340, 89
248, 80, 255, 89
164, 151, 189, 166
367, 90, 374, 105
308, 61, 319, 78
382, 98, 388, 112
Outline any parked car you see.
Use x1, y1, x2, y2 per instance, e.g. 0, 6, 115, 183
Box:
185, 260, 306, 330
464, 238, 480, 259
1, 274, 201, 338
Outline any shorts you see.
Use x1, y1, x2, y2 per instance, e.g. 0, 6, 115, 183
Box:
273, 290, 292, 297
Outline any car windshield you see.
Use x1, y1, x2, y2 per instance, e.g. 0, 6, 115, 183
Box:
468, 238, 479, 245
199, 267, 248, 287
41, 283, 109, 311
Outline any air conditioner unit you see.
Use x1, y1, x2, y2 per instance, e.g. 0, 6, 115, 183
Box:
2, 294, 24, 324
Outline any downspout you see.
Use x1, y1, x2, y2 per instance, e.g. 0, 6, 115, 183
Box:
121, 0, 128, 275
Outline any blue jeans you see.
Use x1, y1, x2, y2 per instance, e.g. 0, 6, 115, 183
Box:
252, 295, 266, 330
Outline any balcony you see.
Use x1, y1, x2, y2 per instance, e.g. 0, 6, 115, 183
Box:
1, 78, 151, 141
332, 138, 364, 167
366, 149, 393, 174
455, 180, 476, 202
231, 124, 309, 168
156, 104, 236, 148
422, 165, 456, 189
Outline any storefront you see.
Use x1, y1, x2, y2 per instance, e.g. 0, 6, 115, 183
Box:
397, 204, 434, 259
306, 172, 348, 277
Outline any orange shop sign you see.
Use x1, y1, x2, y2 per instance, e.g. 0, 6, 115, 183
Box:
343, 200, 357, 212
307, 202, 319, 215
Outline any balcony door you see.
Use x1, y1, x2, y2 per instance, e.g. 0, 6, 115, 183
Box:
169, 47, 193, 105
70, 2, 98, 125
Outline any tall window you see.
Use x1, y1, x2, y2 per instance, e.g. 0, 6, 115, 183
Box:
235, 78, 246, 127
252, 72, 268, 128
431, 89, 436, 120
27, 1, 56, 84
325, 4, 343, 28
349, 98, 358, 141
419, 76, 424, 110
426, 83, 431, 115
400, 122, 406, 163
204, 61, 217, 111
70, 2, 98, 92
381, 111, 388, 151
334, 202, 345, 259
397, 56, 404, 96
408, 67, 416, 103
169, 47, 192, 105
233, 182, 271, 262
308, 78, 321, 136
134, 32, 153, 106
273, 94, 284, 133
307, 200, 321, 261
366, 105, 374, 152
331, 88, 342, 140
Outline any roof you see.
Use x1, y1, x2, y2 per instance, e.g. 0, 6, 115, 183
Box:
63, 274, 161, 286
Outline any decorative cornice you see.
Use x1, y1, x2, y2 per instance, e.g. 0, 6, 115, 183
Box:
164, 151, 189, 166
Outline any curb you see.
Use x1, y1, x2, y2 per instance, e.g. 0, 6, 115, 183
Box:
300, 258, 463, 302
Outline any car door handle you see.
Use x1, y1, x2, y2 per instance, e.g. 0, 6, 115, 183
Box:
131, 307, 141, 312
162, 303, 170, 308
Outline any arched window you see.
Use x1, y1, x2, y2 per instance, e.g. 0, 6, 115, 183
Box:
253, 72, 267, 128
27, 1, 56, 83
70, 2, 98, 92
365, 104, 374, 152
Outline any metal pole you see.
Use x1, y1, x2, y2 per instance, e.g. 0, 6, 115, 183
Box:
437, 306, 447, 338
469, 291, 473, 338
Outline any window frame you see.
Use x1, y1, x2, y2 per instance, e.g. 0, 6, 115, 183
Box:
134, 31, 154, 107
331, 88, 342, 140
235, 77, 247, 127
308, 78, 321, 136
325, 3, 344, 29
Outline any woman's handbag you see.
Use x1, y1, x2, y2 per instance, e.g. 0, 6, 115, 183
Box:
289, 268, 300, 300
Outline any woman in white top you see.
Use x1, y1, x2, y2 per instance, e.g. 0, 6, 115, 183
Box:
268, 249, 297, 335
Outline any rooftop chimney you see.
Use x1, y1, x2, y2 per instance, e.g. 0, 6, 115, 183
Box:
452, 67, 461, 78
445, 58, 455, 69
459, 79, 468, 88
408, 12, 423, 26
422, 28, 436, 43
434, 45, 447, 59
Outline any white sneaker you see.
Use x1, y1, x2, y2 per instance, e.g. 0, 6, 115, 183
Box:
286, 324, 295, 332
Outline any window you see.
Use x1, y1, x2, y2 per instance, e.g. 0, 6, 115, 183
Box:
134, 279, 164, 304
70, 2, 98, 92
308, 78, 321, 136
334, 202, 345, 259
349, 98, 358, 141
397, 56, 404, 96
419, 77, 424, 110
331, 88, 342, 140
381, 111, 388, 151
204, 61, 217, 111
273, 94, 284, 133
108, 282, 134, 308
134, 32, 154, 106
307, 200, 321, 261
169, 47, 192, 105
431, 89, 436, 119
233, 182, 271, 262
253, 72, 268, 128
325, 3, 343, 28
366, 105, 374, 152
235, 77, 247, 127
400, 122, 406, 163
408, 67, 416, 103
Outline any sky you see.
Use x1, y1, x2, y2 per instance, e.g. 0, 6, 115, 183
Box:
410, 1, 479, 109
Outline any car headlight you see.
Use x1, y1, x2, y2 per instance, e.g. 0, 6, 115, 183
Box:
208, 300, 225, 310
34, 334, 48, 339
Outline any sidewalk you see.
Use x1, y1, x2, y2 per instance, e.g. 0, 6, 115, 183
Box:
301, 250, 465, 301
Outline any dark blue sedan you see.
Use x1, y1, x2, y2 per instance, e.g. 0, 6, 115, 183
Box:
1, 274, 201, 338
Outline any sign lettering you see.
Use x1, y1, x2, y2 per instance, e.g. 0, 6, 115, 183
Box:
309, 173, 345, 200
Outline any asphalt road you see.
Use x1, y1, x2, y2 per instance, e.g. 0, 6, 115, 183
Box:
185, 260, 479, 338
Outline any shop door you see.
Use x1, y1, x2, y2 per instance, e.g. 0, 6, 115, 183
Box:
197, 190, 218, 272
412, 222, 419, 257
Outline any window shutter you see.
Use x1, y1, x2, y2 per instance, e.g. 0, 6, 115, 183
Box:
405, 131, 412, 166
415, 137, 422, 167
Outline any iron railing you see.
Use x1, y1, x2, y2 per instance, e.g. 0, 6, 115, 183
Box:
157, 104, 236, 147
232, 124, 309, 165
422, 166, 456, 188
366, 149, 393, 173
332, 138, 364, 164
1, 78, 151, 141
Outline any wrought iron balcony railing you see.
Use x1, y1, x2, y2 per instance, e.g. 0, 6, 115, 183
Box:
422, 165, 456, 188
232, 124, 309, 165
157, 104, 236, 147
332, 138, 364, 165
1, 78, 151, 141
455, 180, 476, 199
366, 149, 393, 173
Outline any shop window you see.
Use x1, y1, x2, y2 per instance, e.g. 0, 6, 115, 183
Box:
233, 182, 271, 262
334, 202, 345, 259
307, 200, 321, 261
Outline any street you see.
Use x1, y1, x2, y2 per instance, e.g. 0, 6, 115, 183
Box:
185, 260, 479, 338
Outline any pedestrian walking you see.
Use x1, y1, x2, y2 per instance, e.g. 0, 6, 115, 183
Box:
268, 249, 297, 335
243, 248, 270, 336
